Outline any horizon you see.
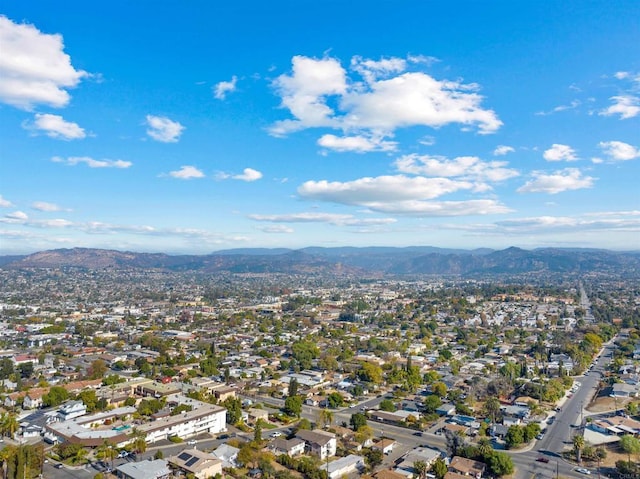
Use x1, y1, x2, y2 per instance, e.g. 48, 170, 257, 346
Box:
3, 244, 639, 258
1, 2, 639, 255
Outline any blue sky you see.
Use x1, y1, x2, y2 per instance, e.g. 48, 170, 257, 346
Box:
1, 1, 639, 254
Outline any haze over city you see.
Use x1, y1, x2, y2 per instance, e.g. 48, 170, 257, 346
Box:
1, 1, 639, 255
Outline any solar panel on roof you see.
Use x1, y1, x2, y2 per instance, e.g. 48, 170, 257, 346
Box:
178, 452, 191, 461
185, 457, 199, 467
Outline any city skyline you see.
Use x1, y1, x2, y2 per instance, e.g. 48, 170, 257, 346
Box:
1, 1, 639, 255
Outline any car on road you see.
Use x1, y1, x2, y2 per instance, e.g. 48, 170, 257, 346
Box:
536, 457, 549, 463
187, 440, 197, 445
536, 433, 544, 440
547, 416, 555, 424
576, 468, 591, 475
55, 464, 63, 469
270, 431, 282, 438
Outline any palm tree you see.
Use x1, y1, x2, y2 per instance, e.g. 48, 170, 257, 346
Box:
130, 429, 147, 460
0, 412, 18, 439
0, 446, 14, 479
317, 408, 333, 429
477, 437, 493, 459
573, 434, 585, 464
97, 440, 117, 470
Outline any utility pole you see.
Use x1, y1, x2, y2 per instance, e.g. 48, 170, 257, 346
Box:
556, 459, 559, 479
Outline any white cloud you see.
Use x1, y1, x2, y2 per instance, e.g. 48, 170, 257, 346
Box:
52, 156, 132, 168
233, 168, 263, 182
217, 168, 263, 182
394, 154, 519, 183
32, 201, 63, 212
600, 95, 640, 119
145, 115, 185, 142
493, 145, 514, 156
496, 211, 640, 234
299, 175, 474, 203
0, 15, 87, 109
517, 168, 595, 194
317, 134, 397, 153
269, 54, 501, 139
296, 174, 511, 216
25, 113, 86, 139
249, 212, 397, 226
2, 210, 28, 223
213, 75, 238, 100
257, 225, 295, 234
0, 195, 13, 207
168, 166, 205, 179
535, 100, 581, 116
543, 143, 578, 162
614, 71, 630, 80
598, 140, 640, 161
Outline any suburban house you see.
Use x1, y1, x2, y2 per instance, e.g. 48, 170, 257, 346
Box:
168, 448, 223, 479
267, 437, 306, 457
296, 429, 337, 460
327, 454, 365, 479
115, 459, 171, 479
449, 456, 486, 478
58, 400, 87, 421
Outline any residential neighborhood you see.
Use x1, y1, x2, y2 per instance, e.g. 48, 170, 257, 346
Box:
0, 265, 639, 479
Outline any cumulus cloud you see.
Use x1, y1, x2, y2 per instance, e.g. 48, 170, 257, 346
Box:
145, 115, 185, 142
51, 156, 132, 168
296, 175, 511, 216
233, 168, 263, 182
213, 75, 238, 100
217, 168, 263, 182
394, 154, 519, 183
32, 201, 63, 212
517, 168, 595, 194
0, 15, 88, 109
249, 212, 397, 226
493, 145, 514, 156
168, 166, 205, 179
543, 143, 578, 162
600, 95, 640, 119
0, 195, 13, 207
317, 134, 397, 153
598, 140, 640, 161
269, 54, 501, 140
24, 113, 86, 139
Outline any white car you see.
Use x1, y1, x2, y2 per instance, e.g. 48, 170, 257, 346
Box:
576, 468, 591, 475
270, 431, 282, 438
187, 440, 197, 445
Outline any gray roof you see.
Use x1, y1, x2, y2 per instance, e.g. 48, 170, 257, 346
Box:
116, 459, 171, 479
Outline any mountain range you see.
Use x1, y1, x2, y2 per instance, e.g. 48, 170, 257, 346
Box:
1, 246, 639, 277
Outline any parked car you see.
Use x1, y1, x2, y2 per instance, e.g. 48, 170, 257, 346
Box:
576, 468, 591, 475
536, 457, 549, 463
270, 431, 282, 438
187, 440, 197, 445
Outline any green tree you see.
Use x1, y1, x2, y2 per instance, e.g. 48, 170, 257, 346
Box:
224, 397, 243, 424
327, 392, 344, 409
283, 396, 303, 417
288, 378, 299, 397
413, 460, 428, 479
432, 382, 447, 398
379, 399, 396, 412
431, 458, 448, 479
364, 448, 383, 471
505, 425, 524, 449
488, 451, 514, 476
357, 362, 383, 384
619, 434, 640, 464
42, 386, 70, 407
349, 413, 367, 431
483, 396, 501, 423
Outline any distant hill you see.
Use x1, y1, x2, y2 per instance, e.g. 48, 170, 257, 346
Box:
1, 246, 639, 277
